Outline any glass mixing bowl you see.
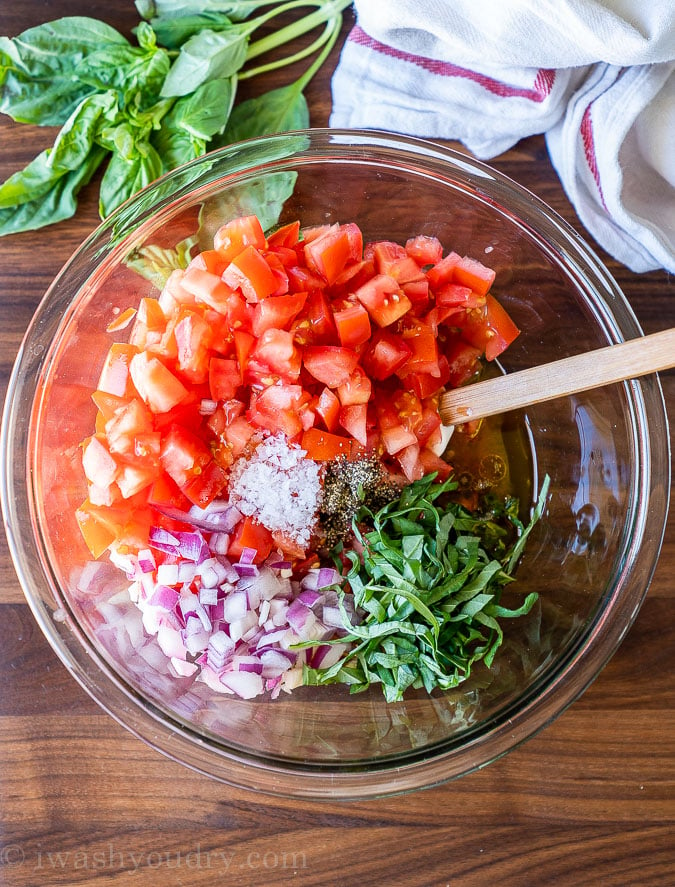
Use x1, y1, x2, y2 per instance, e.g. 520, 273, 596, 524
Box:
1, 129, 669, 799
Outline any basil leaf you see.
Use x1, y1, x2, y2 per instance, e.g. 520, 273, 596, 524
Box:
0, 145, 106, 236
217, 82, 309, 143
124, 233, 198, 288
160, 27, 249, 97
151, 122, 205, 172
172, 75, 236, 139
141, 13, 234, 49
99, 141, 163, 217
0, 92, 117, 209
0, 17, 128, 125
137, 0, 260, 22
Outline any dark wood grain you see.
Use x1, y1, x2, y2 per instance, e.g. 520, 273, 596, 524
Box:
1, 4, 673, 887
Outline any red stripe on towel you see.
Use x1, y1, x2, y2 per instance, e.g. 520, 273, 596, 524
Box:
349, 25, 555, 102
580, 106, 608, 211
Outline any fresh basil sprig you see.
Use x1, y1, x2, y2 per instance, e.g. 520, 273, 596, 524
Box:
0, 0, 350, 236
302, 473, 550, 702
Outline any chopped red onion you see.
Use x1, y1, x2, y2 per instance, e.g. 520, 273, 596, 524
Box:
148, 526, 180, 549
199, 585, 219, 606
286, 599, 318, 635
296, 588, 322, 608
239, 547, 257, 565
219, 670, 264, 699
317, 567, 340, 588
148, 585, 180, 610
233, 561, 258, 578
222, 591, 248, 623
156, 562, 179, 586
320, 606, 345, 629
137, 549, 156, 573
234, 656, 264, 675
209, 532, 230, 555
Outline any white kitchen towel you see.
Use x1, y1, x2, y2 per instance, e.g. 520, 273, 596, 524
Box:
330, 0, 675, 273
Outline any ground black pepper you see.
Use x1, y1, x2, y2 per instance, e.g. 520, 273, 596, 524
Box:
318, 455, 400, 548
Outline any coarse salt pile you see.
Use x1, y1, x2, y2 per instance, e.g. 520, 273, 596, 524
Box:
228, 434, 323, 546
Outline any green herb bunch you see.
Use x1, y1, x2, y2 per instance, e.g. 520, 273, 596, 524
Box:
0, 0, 350, 236
303, 473, 549, 702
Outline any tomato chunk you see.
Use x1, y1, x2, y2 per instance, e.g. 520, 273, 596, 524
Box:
303, 345, 359, 388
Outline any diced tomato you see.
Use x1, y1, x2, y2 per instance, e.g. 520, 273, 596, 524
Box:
159, 425, 212, 489
147, 472, 193, 512
397, 442, 425, 482
228, 516, 275, 563
405, 353, 452, 399
401, 278, 430, 310
303, 345, 358, 388
82, 435, 119, 488
397, 319, 440, 377
209, 357, 241, 402
116, 463, 158, 499
460, 293, 520, 361
301, 428, 353, 461
187, 248, 230, 278
220, 292, 253, 335
213, 214, 267, 262
314, 387, 341, 432
252, 291, 307, 337
76, 499, 123, 557
181, 266, 234, 312
173, 309, 212, 383
160, 269, 198, 312
223, 416, 256, 457
354, 274, 412, 327
405, 235, 443, 266
131, 431, 162, 467
91, 390, 129, 421
304, 225, 353, 285
295, 290, 336, 345
380, 423, 418, 455
426, 252, 461, 289
336, 367, 372, 406
419, 447, 453, 480
129, 352, 189, 414
435, 282, 483, 309
444, 339, 482, 387
453, 255, 496, 296
182, 459, 228, 508
249, 384, 307, 438
333, 301, 371, 348
97, 343, 139, 398
222, 244, 279, 302
78, 212, 521, 570
250, 328, 301, 381
361, 330, 412, 381
271, 530, 306, 560
129, 297, 166, 348
262, 251, 289, 296
286, 264, 327, 294
339, 403, 368, 446
105, 398, 154, 456
267, 220, 300, 248
233, 330, 256, 375
371, 241, 425, 285
415, 407, 443, 446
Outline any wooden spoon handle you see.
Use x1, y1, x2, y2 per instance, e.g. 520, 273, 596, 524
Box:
439, 327, 675, 426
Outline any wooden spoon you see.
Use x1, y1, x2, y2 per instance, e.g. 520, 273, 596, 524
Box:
439, 327, 675, 426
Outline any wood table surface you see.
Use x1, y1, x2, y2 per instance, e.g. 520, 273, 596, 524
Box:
1, 4, 673, 886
